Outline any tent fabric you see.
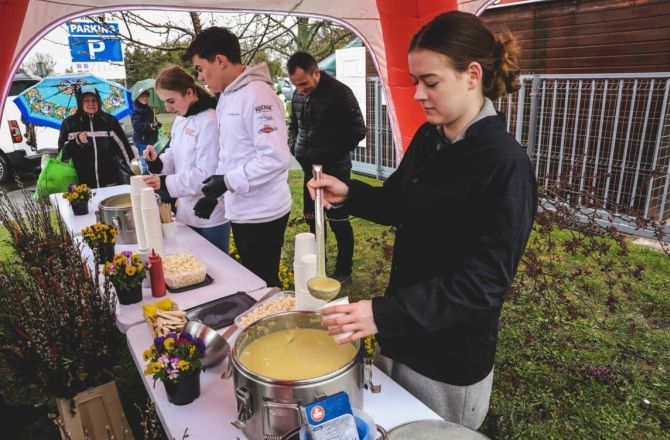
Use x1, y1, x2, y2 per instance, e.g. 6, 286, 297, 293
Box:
1, 0, 492, 155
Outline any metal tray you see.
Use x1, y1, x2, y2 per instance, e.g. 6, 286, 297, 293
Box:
184, 291, 256, 330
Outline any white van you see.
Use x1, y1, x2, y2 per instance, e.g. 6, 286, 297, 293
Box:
0, 72, 60, 183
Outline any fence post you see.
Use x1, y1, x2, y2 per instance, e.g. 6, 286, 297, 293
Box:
526, 75, 541, 163
374, 77, 383, 179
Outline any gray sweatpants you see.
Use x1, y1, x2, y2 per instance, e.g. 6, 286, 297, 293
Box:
375, 351, 493, 430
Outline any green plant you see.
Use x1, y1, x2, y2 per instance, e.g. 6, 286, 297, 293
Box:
0, 190, 123, 400
81, 222, 119, 247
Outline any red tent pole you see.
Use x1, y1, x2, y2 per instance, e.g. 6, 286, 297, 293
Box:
376, 0, 458, 152
0, 0, 30, 120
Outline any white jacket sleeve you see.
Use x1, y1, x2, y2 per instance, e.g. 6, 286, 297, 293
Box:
165, 112, 219, 198
159, 147, 176, 175
224, 84, 290, 195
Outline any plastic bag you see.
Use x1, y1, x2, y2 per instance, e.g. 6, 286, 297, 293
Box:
34, 151, 78, 200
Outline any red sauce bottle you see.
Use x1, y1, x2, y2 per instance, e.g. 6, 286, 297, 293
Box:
149, 249, 166, 297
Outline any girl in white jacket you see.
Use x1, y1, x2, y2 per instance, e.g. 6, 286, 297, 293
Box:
142, 65, 230, 253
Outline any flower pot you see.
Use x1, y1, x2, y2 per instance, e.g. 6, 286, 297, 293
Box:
163, 372, 201, 405
70, 201, 89, 216
116, 283, 143, 305
96, 243, 115, 264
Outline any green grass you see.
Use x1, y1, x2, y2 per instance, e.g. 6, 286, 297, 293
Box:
1, 169, 669, 439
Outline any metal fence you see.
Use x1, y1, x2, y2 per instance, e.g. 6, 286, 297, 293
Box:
353, 73, 670, 238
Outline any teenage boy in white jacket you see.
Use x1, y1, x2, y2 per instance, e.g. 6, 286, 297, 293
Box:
184, 27, 292, 288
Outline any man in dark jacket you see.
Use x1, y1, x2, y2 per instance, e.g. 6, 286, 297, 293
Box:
131, 90, 161, 174
58, 87, 135, 188
288, 51, 366, 282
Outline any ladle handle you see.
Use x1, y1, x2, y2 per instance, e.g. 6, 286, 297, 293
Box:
313, 164, 326, 278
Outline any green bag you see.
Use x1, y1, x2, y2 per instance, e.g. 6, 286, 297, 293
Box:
34, 151, 78, 200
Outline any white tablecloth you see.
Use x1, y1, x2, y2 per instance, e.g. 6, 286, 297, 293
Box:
125, 305, 442, 439
51, 184, 132, 237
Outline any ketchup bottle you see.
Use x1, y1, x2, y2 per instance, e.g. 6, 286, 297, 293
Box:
149, 249, 166, 297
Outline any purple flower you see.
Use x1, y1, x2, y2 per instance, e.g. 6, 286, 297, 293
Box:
122, 250, 133, 258
179, 332, 193, 342
144, 259, 152, 267
195, 339, 206, 355
166, 332, 177, 340
68, 184, 76, 191
154, 336, 165, 351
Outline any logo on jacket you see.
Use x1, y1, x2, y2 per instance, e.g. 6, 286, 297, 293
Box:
255, 104, 273, 113
185, 128, 196, 136
258, 125, 277, 134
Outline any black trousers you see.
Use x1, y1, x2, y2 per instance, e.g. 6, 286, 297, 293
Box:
231, 212, 290, 288
300, 161, 354, 275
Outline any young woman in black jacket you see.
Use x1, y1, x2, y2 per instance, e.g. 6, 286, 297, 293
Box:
310, 11, 537, 430
58, 87, 135, 188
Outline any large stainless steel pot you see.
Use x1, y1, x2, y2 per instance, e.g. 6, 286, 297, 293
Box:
227, 311, 379, 440
96, 193, 136, 244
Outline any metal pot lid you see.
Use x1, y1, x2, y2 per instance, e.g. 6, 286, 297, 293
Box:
98, 193, 132, 209
387, 419, 490, 440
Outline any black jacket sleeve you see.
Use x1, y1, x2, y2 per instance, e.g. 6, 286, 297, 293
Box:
288, 99, 298, 156
58, 119, 79, 161
371, 159, 537, 338
336, 85, 366, 155
131, 110, 151, 134
110, 117, 136, 164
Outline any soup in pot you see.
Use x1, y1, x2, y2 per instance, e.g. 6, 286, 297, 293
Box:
239, 328, 356, 380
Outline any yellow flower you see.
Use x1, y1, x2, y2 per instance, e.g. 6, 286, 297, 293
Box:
103, 262, 112, 275
164, 337, 175, 350
144, 362, 162, 375
189, 345, 196, 356
137, 263, 144, 273
125, 265, 137, 276
149, 344, 156, 354
132, 255, 141, 263
143, 349, 153, 361
177, 360, 190, 372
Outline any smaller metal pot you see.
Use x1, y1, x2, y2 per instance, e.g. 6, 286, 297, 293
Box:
183, 320, 229, 368
96, 193, 136, 244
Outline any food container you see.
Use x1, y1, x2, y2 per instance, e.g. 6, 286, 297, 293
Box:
386, 419, 490, 439
233, 290, 295, 329
162, 253, 207, 289
143, 299, 186, 338
96, 193, 136, 244
182, 320, 229, 368
228, 311, 380, 440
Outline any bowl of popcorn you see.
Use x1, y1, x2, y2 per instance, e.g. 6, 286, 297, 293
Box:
162, 252, 207, 290
234, 291, 296, 329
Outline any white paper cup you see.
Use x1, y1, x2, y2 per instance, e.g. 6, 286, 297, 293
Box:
319, 296, 353, 342
161, 221, 175, 240
294, 232, 316, 265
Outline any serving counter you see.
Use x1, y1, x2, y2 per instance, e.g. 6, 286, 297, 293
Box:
125, 310, 442, 439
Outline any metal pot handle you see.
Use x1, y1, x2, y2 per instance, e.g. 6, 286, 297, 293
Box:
220, 350, 233, 379
95, 210, 101, 223
111, 215, 121, 230
376, 424, 389, 439
231, 386, 252, 429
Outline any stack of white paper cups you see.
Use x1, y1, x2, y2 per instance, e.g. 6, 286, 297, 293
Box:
294, 254, 327, 311
140, 187, 164, 256
130, 176, 148, 249
294, 232, 316, 266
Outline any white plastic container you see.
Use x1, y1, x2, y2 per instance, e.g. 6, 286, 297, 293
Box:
234, 291, 295, 329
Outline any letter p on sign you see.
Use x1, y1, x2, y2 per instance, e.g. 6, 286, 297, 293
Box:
87, 40, 106, 60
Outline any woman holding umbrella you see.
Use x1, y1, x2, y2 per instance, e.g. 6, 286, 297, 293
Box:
58, 85, 135, 188
131, 80, 161, 174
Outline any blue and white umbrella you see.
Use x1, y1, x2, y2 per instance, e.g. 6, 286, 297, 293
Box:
13, 73, 133, 129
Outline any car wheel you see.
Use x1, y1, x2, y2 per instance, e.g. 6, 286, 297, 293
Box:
0, 155, 11, 183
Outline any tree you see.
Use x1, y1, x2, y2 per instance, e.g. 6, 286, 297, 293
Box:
124, 46, 191, 88
87, 12, 355, 77
23, 53, 56, 77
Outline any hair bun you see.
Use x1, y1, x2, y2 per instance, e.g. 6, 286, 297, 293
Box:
488, 31, 521, 99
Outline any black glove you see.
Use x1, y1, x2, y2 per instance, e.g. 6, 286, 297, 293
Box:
146, 156, 163, 174
194, 197, 218, 219
201, 175, 228, 199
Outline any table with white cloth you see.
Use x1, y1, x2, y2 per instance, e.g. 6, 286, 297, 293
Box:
56, 184, 267, 333
51, 184, 131, 237
125, 304, 442, 439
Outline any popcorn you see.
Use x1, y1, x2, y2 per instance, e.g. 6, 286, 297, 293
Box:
162, 253, 207, 289
235, 293, 295, 329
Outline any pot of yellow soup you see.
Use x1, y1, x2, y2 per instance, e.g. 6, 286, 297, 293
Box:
229, 311, 364, 440
96, 193, 136, 244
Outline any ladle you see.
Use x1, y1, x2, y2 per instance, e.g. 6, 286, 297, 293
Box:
306, 164, 341, 302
